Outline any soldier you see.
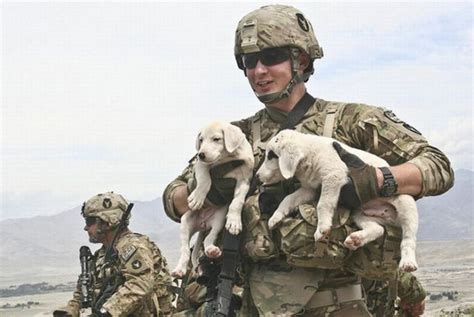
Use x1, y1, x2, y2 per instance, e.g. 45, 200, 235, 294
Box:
53, 192, 174, 317
163, 5, 454, 316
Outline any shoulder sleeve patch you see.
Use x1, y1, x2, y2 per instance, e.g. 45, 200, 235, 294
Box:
384, 110, 403, 124
120, 245, 137, 262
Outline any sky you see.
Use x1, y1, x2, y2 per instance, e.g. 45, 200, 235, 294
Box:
2, 1, 472, 220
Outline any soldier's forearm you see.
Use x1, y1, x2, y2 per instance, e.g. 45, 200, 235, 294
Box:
172, 184, 191, 216
408, 146, 454, 197
378, 163, 422, 197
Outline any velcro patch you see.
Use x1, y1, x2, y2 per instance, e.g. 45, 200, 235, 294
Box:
120, 245, 137, 262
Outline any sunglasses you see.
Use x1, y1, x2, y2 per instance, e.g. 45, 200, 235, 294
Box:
241, 48, 291, 69
85, 216, 98, 226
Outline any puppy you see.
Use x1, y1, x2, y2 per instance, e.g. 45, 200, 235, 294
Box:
256, 129, 418, 272
171, 121, 254, 277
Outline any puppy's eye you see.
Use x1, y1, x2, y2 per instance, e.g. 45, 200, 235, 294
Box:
199, 137, 203, 143
213, 137, 221, 142
267, 150, 278, 160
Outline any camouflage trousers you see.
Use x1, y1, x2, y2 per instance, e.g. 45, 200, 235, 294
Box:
174, 259, 372, 317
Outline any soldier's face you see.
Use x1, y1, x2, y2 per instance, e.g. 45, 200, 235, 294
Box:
246, 59, 292, 99
84, 217, 107, 243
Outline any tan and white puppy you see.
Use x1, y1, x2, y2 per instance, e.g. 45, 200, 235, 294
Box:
256, 129, 418, 272
172, 121, 254, 277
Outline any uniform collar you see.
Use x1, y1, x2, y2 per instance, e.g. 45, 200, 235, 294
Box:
264, 105, 288, 124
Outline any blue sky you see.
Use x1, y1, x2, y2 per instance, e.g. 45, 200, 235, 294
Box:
2, 1, 472, 220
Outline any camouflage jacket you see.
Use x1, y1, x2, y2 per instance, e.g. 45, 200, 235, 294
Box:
164, 98, 454, 221
163, 98, 454, 314
66, 230, 173, 317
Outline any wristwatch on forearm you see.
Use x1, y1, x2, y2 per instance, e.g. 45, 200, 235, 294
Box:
379, 167, 398, 197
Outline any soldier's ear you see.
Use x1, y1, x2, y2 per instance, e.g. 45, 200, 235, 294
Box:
223, 124, 245, 153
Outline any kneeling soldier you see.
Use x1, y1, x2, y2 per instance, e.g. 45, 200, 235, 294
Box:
54, 192, 174, 317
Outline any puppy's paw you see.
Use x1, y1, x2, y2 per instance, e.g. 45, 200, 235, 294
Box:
314, 224, 331, 241
187, 190, 207, 211
313, 228, 330, 242
344, 232, 366, 250
268, 213, 284, 230
399, 258, 418, 272
205, 245, 222, 258
225, 214, 242, 235
171, 265, 188, 278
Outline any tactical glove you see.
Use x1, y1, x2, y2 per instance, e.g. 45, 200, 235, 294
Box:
188, 160, 243, 206
52, 308, 76, 317
333, 142, 379, 209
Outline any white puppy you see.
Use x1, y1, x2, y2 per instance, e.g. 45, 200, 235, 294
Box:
256, 129, 418, 272
172, 121, 254, 277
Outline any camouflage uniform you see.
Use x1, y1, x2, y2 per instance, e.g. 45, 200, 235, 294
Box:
56, 193, 174, 317
364, 271, 427, 316
163, 5, 453, 316
164, 100, 453, 316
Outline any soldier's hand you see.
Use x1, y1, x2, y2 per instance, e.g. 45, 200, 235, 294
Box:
52, 309, 73, 317
189, 161, 242, 207
332, 142, 379, 209
399, 298, 425, 317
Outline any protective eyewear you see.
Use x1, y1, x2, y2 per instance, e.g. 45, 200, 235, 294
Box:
85, 216, 98, 226
242, 48, 291, 69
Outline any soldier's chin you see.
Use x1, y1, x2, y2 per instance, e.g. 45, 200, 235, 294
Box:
88, 235, 100, 244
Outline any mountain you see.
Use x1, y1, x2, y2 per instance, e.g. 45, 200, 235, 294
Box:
0, 198, 180, 286
0, 170, 472, 286
417, 169, 473, 240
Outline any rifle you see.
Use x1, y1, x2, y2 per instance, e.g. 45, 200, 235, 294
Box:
92, 203, 134, 315
203, 231, 241, 317
79, 245, 93, 308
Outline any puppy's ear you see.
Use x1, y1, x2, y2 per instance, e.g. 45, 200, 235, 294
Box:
195, 132, 202, 151
279, 146, 303, 179
223, 124, 245, 153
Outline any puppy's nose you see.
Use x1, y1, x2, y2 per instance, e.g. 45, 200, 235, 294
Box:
198, 152, 206, 160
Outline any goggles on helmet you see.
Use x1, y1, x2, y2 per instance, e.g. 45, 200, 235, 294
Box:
241, 48, 291, 69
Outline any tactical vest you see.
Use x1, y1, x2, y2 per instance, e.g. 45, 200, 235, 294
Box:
242, 101, 401, 281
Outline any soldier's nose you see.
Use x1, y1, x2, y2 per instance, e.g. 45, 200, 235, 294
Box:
198, 152, 206, 160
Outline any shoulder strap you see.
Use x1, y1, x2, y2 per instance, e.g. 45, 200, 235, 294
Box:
280, 92, 315, 131
322, 102, 346, 137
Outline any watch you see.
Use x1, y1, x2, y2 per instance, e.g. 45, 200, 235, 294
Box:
379, 167, 398, 197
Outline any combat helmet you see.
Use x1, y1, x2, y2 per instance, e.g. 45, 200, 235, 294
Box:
234, 5, 323, 103
82, 192, 130, 227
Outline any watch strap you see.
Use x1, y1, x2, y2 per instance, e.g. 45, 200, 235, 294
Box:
379, 167, 398, 197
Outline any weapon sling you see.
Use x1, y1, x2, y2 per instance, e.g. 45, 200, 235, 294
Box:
209, 92, 316, 316
93, 203, 134, 313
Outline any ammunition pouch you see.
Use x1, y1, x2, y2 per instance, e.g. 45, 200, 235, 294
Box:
344, 224, 401, 281
243, 182, 403, 277
279, 203, 352, 269
242, 194, 279, 261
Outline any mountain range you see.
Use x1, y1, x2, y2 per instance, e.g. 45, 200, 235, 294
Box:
0, 169, 471, 286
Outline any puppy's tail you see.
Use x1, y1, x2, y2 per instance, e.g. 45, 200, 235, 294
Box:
191, 231, 205, 268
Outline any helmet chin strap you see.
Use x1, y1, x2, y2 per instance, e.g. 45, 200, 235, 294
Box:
254, 48, 304, 104
256, 72, 303, 104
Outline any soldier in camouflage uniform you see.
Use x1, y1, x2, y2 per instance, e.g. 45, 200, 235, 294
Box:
53, 192, 174, 317
163, 5, 454, 316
